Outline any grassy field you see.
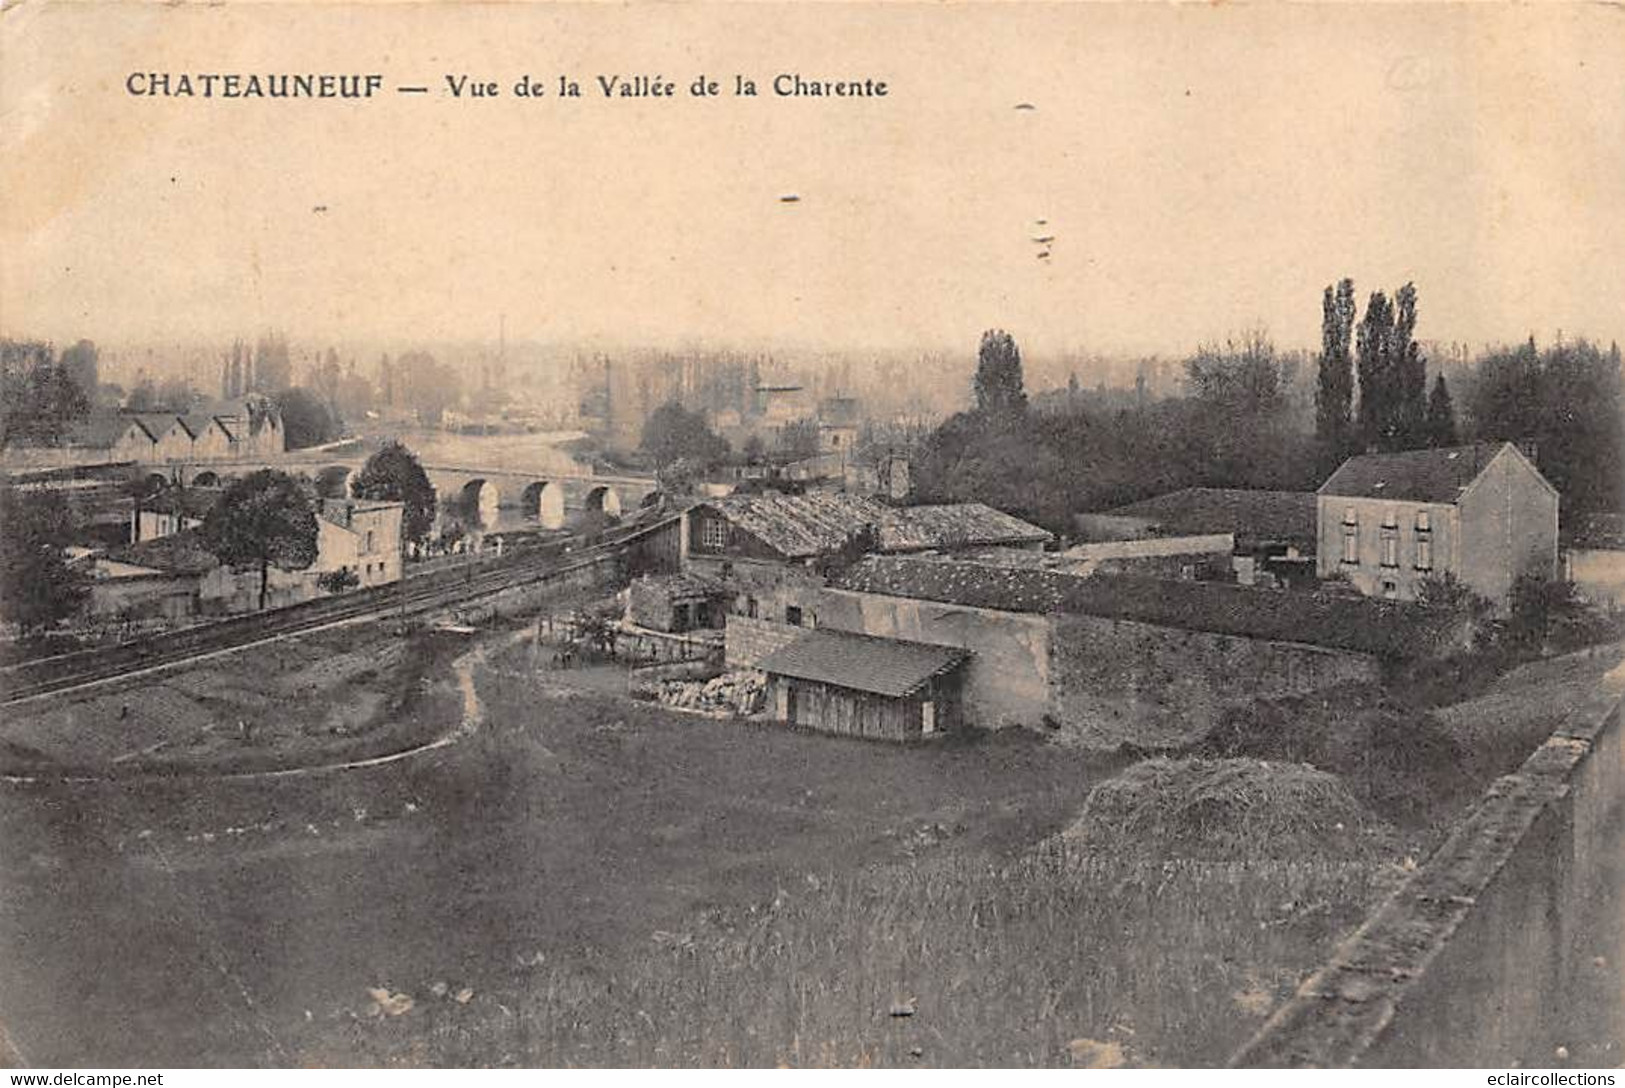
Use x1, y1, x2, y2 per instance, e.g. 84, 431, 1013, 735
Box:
0, 619, 1414, 1067
285, 843, 1398, 1068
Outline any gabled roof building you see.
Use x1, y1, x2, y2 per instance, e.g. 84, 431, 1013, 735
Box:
1316, 442, 1558, 608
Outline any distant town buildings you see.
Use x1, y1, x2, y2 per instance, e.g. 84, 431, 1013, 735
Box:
86, 489, 402, 620
3, 398, 285, 473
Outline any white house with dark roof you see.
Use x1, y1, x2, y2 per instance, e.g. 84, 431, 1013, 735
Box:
1316, 442, 1558, 607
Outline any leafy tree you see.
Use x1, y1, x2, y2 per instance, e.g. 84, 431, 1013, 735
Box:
1424, 374, 1458, 447
125, 375, 158, 411
1356, 283, 1427, 451
127, 374, 195, 413
0, 486, 90, 635
393, 351, 461, 424
312, 348, 343, 409
639, 401, 728, 470
199, 470, 319, 611
775, 418, 822, 461
317, 566, 361, 594
1392, 283, 1427, 448
0, 341, 90, 447
333, 363, 376, 425
275, 386, 341, 449
251, 333, 293, 393
1464, 337, 1623, 518
58, 340, 99, 401
155, 377, 197, 412
352, 440, 437, 544
973, 328, 1027, 420
1315, 278, 1357, 463
655, 457, 707, 503
1508, 574, 1583, 651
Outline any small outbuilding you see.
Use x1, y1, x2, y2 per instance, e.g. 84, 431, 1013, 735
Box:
757, 628, 969, 742
626, 571, 732, 633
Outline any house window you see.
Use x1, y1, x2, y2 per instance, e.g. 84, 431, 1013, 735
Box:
1415, 536, 1433, 571
700, 517, 728, 551
364, 530, 375, 554
1341, 509, 1359, 564
746, 596, 759, 619
785, 605, 804, 627
1381, 507, 1398, 529
1381, 579, 1399, 599
1415, 510, 1430, 532
1380, 529, 1399, 569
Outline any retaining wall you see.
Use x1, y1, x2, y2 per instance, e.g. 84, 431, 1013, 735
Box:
431, 551, 623, 627
1232, 653, 1625, 1067
723, 615, 806, 668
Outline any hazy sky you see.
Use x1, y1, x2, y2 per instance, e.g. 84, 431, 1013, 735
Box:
3, 2, 1622, 361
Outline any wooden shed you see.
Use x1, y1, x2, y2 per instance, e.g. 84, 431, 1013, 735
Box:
757, 629, 969, 742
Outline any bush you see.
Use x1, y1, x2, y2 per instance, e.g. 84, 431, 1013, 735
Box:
317, 567, 361, 594
1197, 686, 1472, 824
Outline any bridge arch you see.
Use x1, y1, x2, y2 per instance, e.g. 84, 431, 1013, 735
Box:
584, 484, 622, 519
314, 465, 354, 499
191, 470, 220, 488
461, 478, 500, 529
522, 480, 566, 530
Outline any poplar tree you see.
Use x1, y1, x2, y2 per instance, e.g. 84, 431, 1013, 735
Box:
1315, 278, 1357, 460
973, 329, 1027, 422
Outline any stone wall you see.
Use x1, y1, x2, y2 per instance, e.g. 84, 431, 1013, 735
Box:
817, 587, 1378, 748
1049, 613, 1381, 749
724, 614, 807, 668
1232, 655, 1625, 1067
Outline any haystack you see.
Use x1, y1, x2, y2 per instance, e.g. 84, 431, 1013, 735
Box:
1064, 757, 1395, 861
1197, 683, 1472, 822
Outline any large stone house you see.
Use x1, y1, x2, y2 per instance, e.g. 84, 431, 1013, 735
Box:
1316, 442, 1559, 608
316, 498, 404, 590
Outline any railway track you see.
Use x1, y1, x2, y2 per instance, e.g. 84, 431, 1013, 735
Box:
0, 531, 642, 706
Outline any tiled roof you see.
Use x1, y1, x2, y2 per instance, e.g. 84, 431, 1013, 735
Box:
1318, 443, 1519, 504
143, 488, 220, 518
835, 555, 1445, 658
107, 528, 220, 576
700, 494, 1050, 559
317, 498, 403, 531
757, 628, 969, 698
64, 415, 155, 449
703, 493, 892, 558
1103, 488, 1316, 545
181, 413, 228, 438
1565, 513, 1625, 550
635, 571, 730, 601
883, 503, 1052, 551
134, 413, 187, 437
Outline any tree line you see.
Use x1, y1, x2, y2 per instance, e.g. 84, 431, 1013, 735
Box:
914, 290, 1621, 533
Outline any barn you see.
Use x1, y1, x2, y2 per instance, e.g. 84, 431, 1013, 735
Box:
756, 628, 969, 742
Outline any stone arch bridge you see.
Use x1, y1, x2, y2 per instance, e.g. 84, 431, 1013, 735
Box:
132, 453, 659, 532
